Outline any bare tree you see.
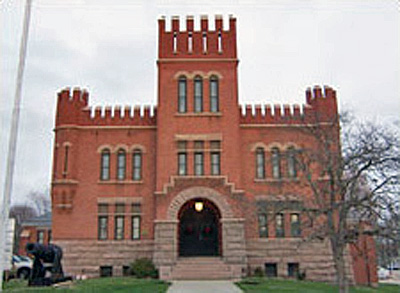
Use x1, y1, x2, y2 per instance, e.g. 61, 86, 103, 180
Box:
28, 188, 51, 216
295, 113, 400, 292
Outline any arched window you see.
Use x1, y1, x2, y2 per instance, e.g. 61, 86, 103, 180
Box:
256, 148, 265, 179
194, 76, 203, 112
271, 147, 281, 179
287, 147, 297, 178
178, 76, 187, 113
210, 76, 219, 112
117, 149, 126, 180
100, 149, 111, 180
132, 150, 142, 181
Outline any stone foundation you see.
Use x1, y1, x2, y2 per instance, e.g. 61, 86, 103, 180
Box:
246, 238, 355, 284
55, 240, 154, 278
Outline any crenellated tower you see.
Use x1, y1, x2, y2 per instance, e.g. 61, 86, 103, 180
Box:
155, 15, 242, 195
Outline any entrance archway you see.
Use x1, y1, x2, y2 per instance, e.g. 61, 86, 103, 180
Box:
178, 198, 221, 257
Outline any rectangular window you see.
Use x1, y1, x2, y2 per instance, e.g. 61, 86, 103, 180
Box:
275, 213, 285, 238
132, 152, 142, 181
37, 231, 44, 244
288, 263, 299, 278
115, 203, 125, 214
211, 152, 221, 175
265, 263, 277, 277
132, 216, 141, 240
258, 213, 268, 238
98, 216, 108, 240
123, 265, 131, 276
210, 140, 221, 150
194, 140, 204, 150
194, 152, 204, 175
114, 216, 124, 240
100, 266, 113, 277
178, 153, 187, 175
131, 203, 141, 214
98, 203, 109, 214
290, 213, 301, 237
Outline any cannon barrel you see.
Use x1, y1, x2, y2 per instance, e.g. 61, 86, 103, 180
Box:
26, 243, 63, 263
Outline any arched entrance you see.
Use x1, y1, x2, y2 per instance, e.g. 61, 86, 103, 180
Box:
178, 198, 221, 257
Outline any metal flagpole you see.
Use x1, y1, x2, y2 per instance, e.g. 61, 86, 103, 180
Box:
0, 0, 32, 290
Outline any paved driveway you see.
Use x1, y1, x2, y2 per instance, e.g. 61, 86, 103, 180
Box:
167, 280, 243, 293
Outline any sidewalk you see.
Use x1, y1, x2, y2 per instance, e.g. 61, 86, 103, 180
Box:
167, 280, 243, 293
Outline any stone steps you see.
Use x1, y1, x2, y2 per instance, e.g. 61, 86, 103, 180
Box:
170, 257, 234, 280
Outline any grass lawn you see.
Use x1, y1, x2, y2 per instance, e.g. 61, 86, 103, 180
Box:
236, 278, 400, 293
3, 277, 170, 292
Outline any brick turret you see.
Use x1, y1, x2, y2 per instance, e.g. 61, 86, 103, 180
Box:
55, 87, 157, 127
239, 85, 338, 124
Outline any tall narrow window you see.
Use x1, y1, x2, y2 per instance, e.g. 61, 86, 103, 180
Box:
117, 149, 126, 180
275, 213, 285, 238
194, 153, 204, 175
211, 152, 221, 175
173, 32, 177, 53
63, 145, 69, 178
98, 203, 109, 240
132, 216, 141, 240
178, 77, 187, 113
188, 32, 193, 53
194, 76, 203, 112
218, 31, 222, 53
98, 216, 108, 240
210, 76, 219, 112
114, 216, 124, 240
271, 148, 281, 179
256, 148, 265, 179
178, 153, 187, 175
287, 147, 297, 178
132, 150, 142, 181
258, 213, 268, 238
202, 32, 207, 52
37, 231, 44, 244
290, 213, 301, 237
100, 149, 110, 180
177, 141, 187, 176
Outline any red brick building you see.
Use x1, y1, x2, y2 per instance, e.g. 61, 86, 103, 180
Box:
51, 15, 376, 284
18, 212, 52, 256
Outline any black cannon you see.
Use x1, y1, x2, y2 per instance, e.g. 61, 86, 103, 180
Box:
26, 243, 70, 286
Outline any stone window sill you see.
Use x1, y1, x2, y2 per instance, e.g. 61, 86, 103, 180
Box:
175, 112, 222, 117
254, 178, 300, 183
98, 180, 144, 185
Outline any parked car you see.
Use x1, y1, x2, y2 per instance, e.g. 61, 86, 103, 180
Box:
378, 267, 391, 280
11, 255, 32, 279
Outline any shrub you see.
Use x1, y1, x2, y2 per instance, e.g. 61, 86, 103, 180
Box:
253, 267, 264, 277
130, 258, 158, 279
297, 270, 306, 281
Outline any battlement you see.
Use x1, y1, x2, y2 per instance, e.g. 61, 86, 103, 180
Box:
158, 15, 237, 59
240, 85, 338, 124
56, 88, 157, 127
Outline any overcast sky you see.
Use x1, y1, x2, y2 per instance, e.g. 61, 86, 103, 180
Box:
1, 0, 399, 205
